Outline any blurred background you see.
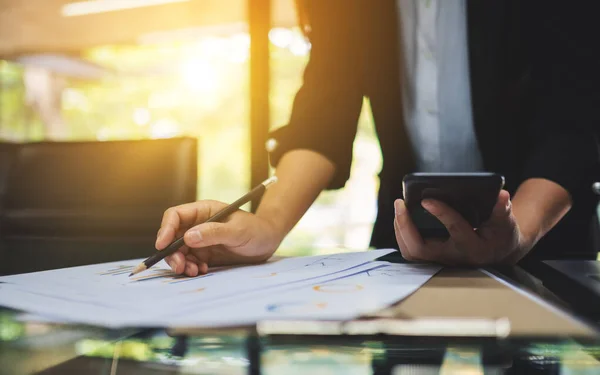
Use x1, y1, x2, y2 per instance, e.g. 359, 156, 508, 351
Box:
0, 0, 382, 257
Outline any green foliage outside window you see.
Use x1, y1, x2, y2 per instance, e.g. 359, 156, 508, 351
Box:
0, 28, 381, 256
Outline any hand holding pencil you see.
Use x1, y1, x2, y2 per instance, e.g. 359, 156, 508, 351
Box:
132, 177, 281, 277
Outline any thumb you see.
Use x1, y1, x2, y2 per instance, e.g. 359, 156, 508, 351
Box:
183, 222, 244, 249
485, 190, 512, 226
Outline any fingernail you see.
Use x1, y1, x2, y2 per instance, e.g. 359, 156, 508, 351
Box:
422, 200, 438, 214
187, 230, 203, 245
395, 200, 405, 216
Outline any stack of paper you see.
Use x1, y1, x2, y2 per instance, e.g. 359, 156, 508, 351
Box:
0, 249, 440, 328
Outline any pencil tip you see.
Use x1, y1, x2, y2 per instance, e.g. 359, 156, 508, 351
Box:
129, 263, 147, 277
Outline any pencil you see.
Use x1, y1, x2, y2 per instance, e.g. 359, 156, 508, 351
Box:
129, 176, 278, 277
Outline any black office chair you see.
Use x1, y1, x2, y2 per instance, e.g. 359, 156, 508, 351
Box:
0, 142, 19, 273
0, 137, 197, 275
594, 182, 600, 255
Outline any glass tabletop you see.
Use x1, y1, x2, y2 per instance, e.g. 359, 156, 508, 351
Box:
3, 306, 600, 375
3, 256, 600, 375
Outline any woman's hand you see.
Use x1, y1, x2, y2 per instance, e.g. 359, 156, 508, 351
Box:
393, 190, 532, 266
156, 200, 284, 276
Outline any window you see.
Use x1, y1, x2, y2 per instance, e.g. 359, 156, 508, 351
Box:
269, 28, 382, 257
1, 34, 252, 206
0, 25, 382, 258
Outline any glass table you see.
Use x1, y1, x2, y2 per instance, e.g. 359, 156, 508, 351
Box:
3, 305, 600, 375
3, 252, 600, 375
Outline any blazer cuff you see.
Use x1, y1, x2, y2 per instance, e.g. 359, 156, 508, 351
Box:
266, 125, 352, 190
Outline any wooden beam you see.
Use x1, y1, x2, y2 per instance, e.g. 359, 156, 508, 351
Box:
0, 0, 295, 58
248, 0, 271, 211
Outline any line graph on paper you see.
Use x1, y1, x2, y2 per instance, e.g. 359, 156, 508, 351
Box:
96, 254, 358, 283
97, 265, 135, 276
250, 254, 361, 279
0, 249, 438, 327
95, 263, 212, 285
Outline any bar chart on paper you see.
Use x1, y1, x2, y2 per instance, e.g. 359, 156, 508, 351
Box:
0, 249, 441, 328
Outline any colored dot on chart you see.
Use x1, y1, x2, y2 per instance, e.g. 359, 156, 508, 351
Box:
312, 284, 364, 293
253, 272, 278, 278
266, 302, 327, 313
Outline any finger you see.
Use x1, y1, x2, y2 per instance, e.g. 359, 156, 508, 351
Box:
168, 252, 187, 274
394, 199, 425, 251
396, 216, 451, 263
184, 222, 245, 249
156, 226, 175, 250
185, 253, 200, 263
394, 217, 415, 261
184, 259, 199, 277
164, 254, 177, 270
477, 190, 518, 262
190, 246, 221, 272
186, 249, 211, 275
199, 262, 209, 274
191, 247, 214, 265
156, 201, 229, 249
486, 190, 512, 226
157, 204, 199, 249
164, 244, 189, 271
421, 199, 479, 246
182, 253, 208, 276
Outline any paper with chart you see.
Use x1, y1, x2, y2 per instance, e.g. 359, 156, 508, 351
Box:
170, 262, 441, 327
0, 249, 441, 328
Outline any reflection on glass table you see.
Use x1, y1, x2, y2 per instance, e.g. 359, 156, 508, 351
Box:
3, 306, 600, 375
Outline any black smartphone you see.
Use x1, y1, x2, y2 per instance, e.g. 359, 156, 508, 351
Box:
402, 172, 505, 239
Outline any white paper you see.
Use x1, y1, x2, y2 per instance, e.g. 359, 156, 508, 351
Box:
0, 249, 440, 328
171, 262, 441, 327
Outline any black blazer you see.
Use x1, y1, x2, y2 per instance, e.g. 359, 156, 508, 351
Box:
269, 0, 600, 260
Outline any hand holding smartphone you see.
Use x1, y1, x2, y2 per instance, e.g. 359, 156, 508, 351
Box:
402, 173, 505, 239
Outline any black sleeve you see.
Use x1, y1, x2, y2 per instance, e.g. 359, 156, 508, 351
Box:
267, 0, 364, 189
521, 1, 600, 203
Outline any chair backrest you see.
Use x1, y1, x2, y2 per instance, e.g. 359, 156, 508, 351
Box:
0, 137, 197, 274
2, 137, 197, 237
0, 142, 19, 273
0, 142, 18, 213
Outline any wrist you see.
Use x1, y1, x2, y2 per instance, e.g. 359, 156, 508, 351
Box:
512, 206, 541, 253
255, 209, 288, 249
501, 201, 540, 265
517, 223, 538, 253
499, 221, 537, 265
510, 178, 572, 254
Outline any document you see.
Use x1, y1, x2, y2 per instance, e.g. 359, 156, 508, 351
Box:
170, 262, 441, 327
0, 249, 440, 328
